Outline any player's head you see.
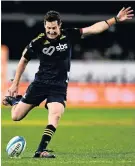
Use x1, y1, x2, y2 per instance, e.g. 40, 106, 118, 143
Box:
44, 10, 62, 39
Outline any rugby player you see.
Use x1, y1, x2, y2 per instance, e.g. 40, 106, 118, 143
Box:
3, 7, 134, 158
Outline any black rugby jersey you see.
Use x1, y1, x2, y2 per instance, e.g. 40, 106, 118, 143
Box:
23, 28, 82, 87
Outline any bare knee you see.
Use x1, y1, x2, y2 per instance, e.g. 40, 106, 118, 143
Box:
50, 104, 64, 118
50, 110, 62, 120
11, 111, 21, 121
11, 109, 21, 121
48, 110, 63, 128
48, 103, 64, 127
11, 114, 21, 121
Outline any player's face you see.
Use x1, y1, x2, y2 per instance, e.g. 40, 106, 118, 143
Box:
45, 21, 61, 39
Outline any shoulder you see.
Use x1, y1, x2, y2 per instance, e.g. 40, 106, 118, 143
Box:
61, 28, 82, 41
27, 33, 45, 49
62, 28, 82, 35
32, 33, 45, 43
25, 33, 45, 51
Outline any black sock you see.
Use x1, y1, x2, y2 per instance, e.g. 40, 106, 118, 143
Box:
37, 124, 56, 152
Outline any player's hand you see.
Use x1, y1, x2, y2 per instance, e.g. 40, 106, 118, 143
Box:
2, 97, 9, 106
7, 83, 19, 97
116, 7, 134, 22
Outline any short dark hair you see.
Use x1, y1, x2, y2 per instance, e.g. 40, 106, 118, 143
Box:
44, 10, 61, 25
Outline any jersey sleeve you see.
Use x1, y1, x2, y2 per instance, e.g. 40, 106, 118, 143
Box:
22, 40, 37, 61
66, 28, 82, 43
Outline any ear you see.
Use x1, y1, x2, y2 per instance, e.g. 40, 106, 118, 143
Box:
59, 22, 62, 28
44, 22, 46, 28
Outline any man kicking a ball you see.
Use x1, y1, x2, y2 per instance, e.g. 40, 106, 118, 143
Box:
3, 7, 134, 158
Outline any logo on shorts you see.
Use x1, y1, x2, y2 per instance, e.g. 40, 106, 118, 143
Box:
42, 43, 68, 56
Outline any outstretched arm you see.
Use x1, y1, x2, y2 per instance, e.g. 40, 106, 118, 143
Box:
82, 7, 134, 36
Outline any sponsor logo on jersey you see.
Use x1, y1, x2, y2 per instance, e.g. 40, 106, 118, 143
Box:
56, 43, 68, 51
42, 43, 68, 56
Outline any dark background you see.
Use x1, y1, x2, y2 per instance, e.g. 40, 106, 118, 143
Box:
1, 1, 135, 60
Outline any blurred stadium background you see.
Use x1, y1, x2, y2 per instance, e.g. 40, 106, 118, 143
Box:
1, 1, 135, 165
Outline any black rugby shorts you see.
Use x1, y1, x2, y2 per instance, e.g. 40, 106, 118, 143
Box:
21, 82, 67, 109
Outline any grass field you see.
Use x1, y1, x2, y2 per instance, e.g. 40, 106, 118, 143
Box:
1, 107, 135, 166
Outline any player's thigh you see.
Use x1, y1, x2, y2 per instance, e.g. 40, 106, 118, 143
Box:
11, 101, 35, 117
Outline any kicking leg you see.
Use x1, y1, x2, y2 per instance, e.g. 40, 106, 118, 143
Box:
2, 95, 35, 121
11, 101, 35, 121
